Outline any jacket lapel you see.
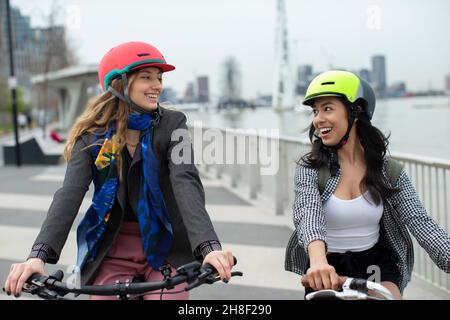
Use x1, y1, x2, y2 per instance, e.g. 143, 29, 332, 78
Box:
130, 142, 142, 169
116, 158, 127, 212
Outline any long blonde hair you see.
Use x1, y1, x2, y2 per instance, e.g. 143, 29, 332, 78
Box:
63, 76, 137, 178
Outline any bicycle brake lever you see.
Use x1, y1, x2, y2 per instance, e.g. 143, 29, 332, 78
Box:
198, 264, 243, 279
198, 263, 216, 279
22, 278, 64, 300
205, 275, 221, 284
38, 288, 68, 300
196, 267, 220, 285
200, 270, 243, 285
22, 284, 39, 295
22, 277, 46, 294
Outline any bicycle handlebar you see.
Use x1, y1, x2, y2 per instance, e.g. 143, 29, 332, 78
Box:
20, 256, 241, 300
305, 277, 395, 300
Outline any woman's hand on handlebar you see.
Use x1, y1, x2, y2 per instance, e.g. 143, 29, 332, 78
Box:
302, 262, 344, 291
3, 258, 45, 297
203, 250, 234, 282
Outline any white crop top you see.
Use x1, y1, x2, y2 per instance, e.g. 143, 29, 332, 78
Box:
323, 191, 383, 253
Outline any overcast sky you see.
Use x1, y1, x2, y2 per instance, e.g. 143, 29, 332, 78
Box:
13, 0, 450, 98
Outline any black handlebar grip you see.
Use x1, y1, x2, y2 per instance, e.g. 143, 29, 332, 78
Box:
204, 256, 237, 273
309, 291, 339, 300
49, 270, 64, 281
26, 269, 64, 285
349, 279, 368, 292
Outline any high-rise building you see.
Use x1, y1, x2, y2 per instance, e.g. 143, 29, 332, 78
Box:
32, 26, 69, 73
197, 76, 209, 103
445, 74, 450, 92
358, 68, 372, 83
159, 87, 178, 104
0, 1, 70, 95
184, 82, 195, 103
371, 55, 387, 96
296, 65, 313, 95
0, 1, 35, 88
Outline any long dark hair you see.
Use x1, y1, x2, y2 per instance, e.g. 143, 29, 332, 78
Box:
299, 97, 399, 205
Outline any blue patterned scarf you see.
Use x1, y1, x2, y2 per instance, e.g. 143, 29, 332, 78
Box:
74, 113, 173, 273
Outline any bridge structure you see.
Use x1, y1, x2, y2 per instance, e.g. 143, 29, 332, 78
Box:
30, 64, 99, 131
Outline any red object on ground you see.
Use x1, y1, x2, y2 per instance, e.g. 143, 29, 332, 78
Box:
50, 129, 65, 143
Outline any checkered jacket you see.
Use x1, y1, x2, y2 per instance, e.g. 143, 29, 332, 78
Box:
284, 156, 450, 293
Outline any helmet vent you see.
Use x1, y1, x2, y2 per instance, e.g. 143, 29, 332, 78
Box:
321, 81, 335, 85
137, 53, 150, 57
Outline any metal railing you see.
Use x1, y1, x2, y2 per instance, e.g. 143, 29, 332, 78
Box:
391, 153, 450, 294
188, 124, 450, 295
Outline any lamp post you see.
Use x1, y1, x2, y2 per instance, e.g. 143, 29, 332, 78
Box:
6, 0, 21, 166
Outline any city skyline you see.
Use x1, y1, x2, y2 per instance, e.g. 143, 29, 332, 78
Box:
10, 0, 450, 99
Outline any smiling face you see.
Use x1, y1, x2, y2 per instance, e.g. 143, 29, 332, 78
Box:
129, 67, 163, 111
311, 96, 350, 146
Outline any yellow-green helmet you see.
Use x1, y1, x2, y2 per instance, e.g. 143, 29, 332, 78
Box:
303, 70, 376, 120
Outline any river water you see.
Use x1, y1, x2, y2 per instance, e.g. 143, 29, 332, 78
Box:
184, 95, 450, 161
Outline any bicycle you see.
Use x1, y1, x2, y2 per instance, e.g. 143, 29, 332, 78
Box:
5, 257, 242, 300
302, 276, 395, 300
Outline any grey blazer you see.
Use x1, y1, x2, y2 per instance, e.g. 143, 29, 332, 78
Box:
33, 107, 219, 285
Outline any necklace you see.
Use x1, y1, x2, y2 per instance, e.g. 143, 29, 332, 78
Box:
126, 142, 138, 147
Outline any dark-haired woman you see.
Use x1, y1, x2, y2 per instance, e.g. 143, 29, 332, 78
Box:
285, 70, 450, 299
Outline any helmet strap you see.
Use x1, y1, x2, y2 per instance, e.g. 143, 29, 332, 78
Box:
327, 147, 340, 176
107, 73, 155, 115
331, 105, 359, 150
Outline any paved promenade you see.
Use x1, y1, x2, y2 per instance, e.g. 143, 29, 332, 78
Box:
0, 164, 448, 300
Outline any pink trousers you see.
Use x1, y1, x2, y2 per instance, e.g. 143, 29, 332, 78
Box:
90, 221, 189, 300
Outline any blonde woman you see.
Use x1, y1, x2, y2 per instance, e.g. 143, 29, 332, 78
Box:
4, 42, 234, 300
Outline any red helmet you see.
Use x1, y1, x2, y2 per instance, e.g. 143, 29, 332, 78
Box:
98, 41, 175, 91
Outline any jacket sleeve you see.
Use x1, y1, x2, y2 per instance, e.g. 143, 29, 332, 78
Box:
27, 243, 57, 263
167, 113, 220, 252
292, 165, 328, 253
32, 135, 93, 263
193, 240, 223, 260
391, 169, 450, 273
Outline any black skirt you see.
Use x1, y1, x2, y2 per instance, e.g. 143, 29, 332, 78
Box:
304, 241, 401, 298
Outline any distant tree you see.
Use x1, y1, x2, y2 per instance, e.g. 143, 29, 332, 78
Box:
0, 76, 31, 127
0, 77, 9, 112
27, 0, 78, 75
0, 77, 10, 126
28, 0, 78, 136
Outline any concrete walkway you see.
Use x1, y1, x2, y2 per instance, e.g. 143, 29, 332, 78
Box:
0, 164, 448, 300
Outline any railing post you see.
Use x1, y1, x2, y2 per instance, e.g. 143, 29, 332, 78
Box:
249, 135, 260, 199
230, 132, 239, 188
275, 140, 286, 215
